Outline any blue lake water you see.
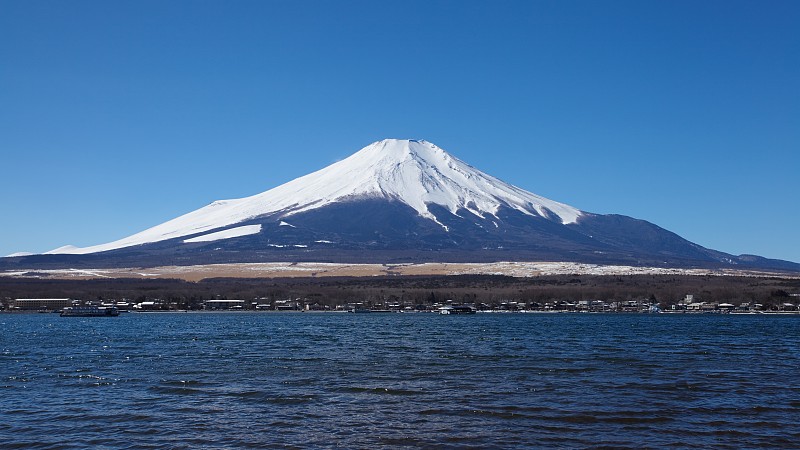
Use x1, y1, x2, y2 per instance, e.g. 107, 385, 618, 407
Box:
2, 312, 799, 449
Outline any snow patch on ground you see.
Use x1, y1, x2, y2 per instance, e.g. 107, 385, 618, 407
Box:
3, 261, 791, 282
0, 268, 112, 278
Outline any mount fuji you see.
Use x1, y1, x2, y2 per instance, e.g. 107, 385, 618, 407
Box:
5, 139, 798, 271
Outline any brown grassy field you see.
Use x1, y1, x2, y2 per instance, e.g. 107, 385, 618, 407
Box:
2, 261, 794, 282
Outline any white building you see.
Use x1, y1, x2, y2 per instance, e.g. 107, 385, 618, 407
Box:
14, 298, 73, 311
203, 299, 246, 310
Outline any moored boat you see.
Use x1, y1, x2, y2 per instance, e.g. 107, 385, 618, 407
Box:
60, 306, 120, 317
439, 305, 476, 315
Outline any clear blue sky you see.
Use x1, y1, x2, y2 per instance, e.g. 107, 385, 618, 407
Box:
2, 0, 798, 262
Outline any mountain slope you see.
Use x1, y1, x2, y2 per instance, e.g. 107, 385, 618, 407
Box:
44, 139, 581, 255
4, 139, 798, 272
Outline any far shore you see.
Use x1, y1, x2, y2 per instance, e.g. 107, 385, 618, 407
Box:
2, 261, 797, 282
4, 309, 800, 315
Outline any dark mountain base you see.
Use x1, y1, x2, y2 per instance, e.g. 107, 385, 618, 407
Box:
3, 200, 797, 272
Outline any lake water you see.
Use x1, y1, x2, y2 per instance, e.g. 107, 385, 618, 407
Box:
2, 312, 799, 449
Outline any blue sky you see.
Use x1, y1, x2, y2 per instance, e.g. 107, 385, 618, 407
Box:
1, 0, 798, 262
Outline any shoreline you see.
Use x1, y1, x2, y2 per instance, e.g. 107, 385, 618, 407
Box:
4, 309, 800, 315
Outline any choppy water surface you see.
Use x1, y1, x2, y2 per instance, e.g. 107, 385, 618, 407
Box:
2, 312, 799, 449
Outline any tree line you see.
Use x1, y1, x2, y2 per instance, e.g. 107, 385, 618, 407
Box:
2, 274, 799, 310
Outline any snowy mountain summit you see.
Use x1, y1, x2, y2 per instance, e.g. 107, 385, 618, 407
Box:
268, 138, 582, 228
47, 139, 581, 255
13, 138, 796, 272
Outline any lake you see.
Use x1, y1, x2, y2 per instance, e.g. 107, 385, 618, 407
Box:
2, 312, 799, 448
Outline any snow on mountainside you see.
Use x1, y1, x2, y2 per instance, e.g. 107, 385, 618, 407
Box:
45, 139, 583, 255
182, 225, 262, 243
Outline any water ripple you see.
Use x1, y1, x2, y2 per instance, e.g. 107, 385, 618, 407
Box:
1, 313, 799, 448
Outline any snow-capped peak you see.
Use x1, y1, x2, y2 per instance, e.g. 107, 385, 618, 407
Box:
288, 138, 582, 227
45, 139, 582, 255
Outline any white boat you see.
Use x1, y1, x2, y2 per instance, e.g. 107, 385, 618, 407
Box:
60, 306, 120, 317
439, 306, 476, 315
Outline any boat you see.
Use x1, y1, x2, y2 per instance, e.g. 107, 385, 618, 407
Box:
60, 306, 120, 317
439, 305, 476, 315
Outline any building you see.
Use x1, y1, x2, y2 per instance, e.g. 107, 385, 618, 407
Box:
203, 299, 246, 310
13, 298, 73, 311
274, 299, 300, 311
